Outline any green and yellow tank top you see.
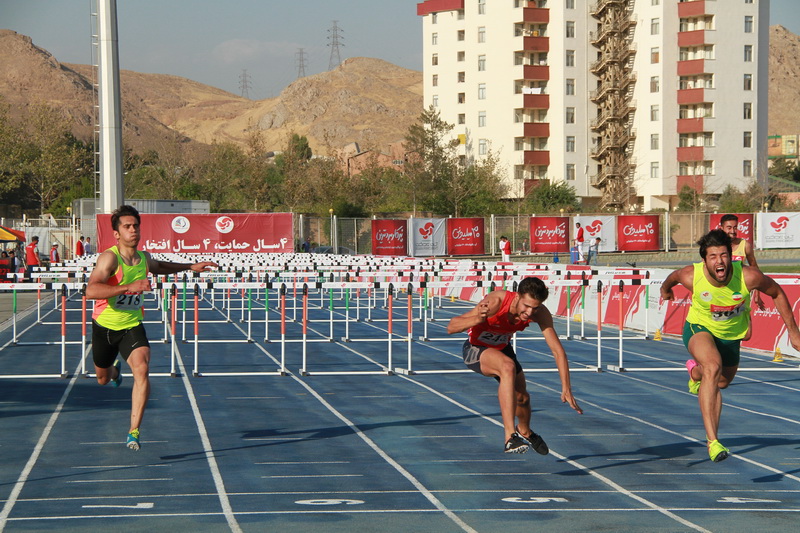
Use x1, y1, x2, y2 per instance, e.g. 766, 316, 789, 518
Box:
92, 246, 148, 330
685, 261, 750, 340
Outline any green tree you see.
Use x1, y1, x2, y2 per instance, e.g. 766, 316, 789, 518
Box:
522, 181, 580, 213
454, 150, 508, 217
0, 99, 25, 199
718, 184, 752, 213
676, 185, 702, 212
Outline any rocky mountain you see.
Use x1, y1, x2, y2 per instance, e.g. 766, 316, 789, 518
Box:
0, 29, 422, 155
2, 25, 799, 156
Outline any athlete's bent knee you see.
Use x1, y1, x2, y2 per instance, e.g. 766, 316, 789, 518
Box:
516, 390, 530, 407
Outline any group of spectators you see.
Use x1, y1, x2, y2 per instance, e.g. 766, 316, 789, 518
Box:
1, 235, 95, 282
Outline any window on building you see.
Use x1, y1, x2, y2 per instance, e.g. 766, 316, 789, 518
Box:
743, 73, 752, 90
650, 76, 660, 92
743, 102, 752, 119
566, 164, 576, 181
680, 19, 689, 33
566, 0, 575, 8
478, 55, 486, 71
744, 15, 753, 33
457, 30, 465, 41
478, 111, 487, 127
566, 136, 576, 152
566, 78, 575, 95
431, 95, 439, 109
566, 21, 575, 38
478, 139, 488, 155
704, 133, 714, 147
652, 0, 660, 4
458, 92, 465, 104
432, 33, 438, 45
432, 74, 438, 87
432, 53, 438, 66
650, 162, 660, 179
478, 0, 486, 15
458, 113, 465, 124
566, 50, 575, 67
478, 83, 486, 100
651, 104, 659, 121
566, 107, 575, 124
744, 44, 753, 62
745, 0, 753, 3
515, 138, 525, 151
651, 47, 660, 64
457, 51, 465, 62
457, 10, 464, 20
744, 131, 752, 148
651, 134, 659, 150
537, 137, 548, 150
743, 160, 753, 177
432, 13, 437, 24
651, 18, 660, 35
458, 71, 465, 83
478, 26, 486, 43
679, 162, 689, 176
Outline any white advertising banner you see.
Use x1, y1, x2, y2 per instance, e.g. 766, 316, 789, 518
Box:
756, 212, 800, 249
575, 215, 617, 251
409, 218, 447, 257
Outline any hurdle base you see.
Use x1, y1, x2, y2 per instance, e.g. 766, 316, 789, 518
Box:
606, 365, 627, 372
170, 372, 178, 378
60, 372, 69, 378
418, 336, 429, 342
394, 368, 414, 375
340, 337, 351, 343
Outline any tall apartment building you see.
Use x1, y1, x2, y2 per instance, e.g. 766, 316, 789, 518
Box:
417, 0, 769, 211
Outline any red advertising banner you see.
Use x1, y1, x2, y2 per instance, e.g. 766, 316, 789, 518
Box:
617, 215, 660, 251
97, 213, 293, 254
529, 217, 569, 253
708, 213, 754, 244
446, 218, 485, 255
371, 219, 407, 256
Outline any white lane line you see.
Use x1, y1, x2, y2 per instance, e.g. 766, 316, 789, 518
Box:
82, 503, 154, 509
79, 441, 168, 445
255, 461, 350, 465
67, 479, 173, 483
450, 473, 550, 476
173, 343, 242, 533
261, 475, 362, 479
0, 359, 81, 532
640, 473, 739, 476
403, 376, 712, 533
287, 373, 478, 533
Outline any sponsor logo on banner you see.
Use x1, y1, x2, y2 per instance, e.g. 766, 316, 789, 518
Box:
622, 222, 655, 237
420, 222, 434, 239
617, 215, 659, 251
372, 220, 407, 256
447, 218, 485, 255
216, 216, 235, 233
534, 222, 566, 240
171, 216, 190, 234
586, 220, 603, 236
770, 216, 790, 232
376, 227, 405, 243
452, 225, 481, 241
737, 217, 751, 237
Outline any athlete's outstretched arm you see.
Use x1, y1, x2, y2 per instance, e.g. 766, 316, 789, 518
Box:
85, 250, 151, 300
447, 291, 503, 335
536, 305, 583, 414
145, 252, 218, 276
660, 265, 694, 301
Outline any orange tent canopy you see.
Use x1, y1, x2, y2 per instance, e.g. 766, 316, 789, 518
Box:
0, 226, 25, 242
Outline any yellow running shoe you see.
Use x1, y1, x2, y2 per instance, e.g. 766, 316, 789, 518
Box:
708, 439, 729, 462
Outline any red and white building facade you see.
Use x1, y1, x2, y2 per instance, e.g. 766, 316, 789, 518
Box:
417, 0, 769, 211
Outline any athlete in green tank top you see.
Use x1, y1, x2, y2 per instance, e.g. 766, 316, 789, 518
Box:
661, 229, 800, 463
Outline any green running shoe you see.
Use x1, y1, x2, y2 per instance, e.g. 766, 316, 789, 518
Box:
708, 439, 729, 462
686, 359, 700, 394
127, 428, 140, 451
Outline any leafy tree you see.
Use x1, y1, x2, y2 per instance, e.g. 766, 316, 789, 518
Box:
718, 184, 753, 213
675, 184, 702, 212
454, 150, 508, 217
522, 181, 580, 213
0, 99, 25, 199
769, 158, 797, 181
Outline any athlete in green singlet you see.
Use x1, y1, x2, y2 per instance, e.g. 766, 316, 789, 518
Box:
86, 205, 217, 450
661, 229, 800, 462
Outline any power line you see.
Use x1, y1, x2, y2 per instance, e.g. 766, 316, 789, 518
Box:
296, 48, 308, 79
239, 69, 252, 99
327, 20, 344, 70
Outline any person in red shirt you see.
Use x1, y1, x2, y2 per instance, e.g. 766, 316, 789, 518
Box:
447, 276, 582, 454
50, 244, 60, 264
76, 236, 85, 258
499, 235, 511, 262
574, 222, 585, 263
25, 236, 40, 282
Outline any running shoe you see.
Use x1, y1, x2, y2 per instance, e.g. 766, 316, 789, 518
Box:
504, 433, 529, 454
686, 359, 700, 395
708, 439, 729, 462
517, 427, 549, 455
126, 428, 140, 451
110, 359, 123, 388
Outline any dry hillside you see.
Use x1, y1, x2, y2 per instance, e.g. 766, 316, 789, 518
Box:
0, 29, 422, 155
768, 25, 800, 136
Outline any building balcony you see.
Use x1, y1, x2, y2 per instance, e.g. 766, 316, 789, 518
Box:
678, 30, 708, 48
522, 93, 550, 109
523, 150, 550, 166
416, 0, 464, 16
520, 35, 550, 52
589, 72, 637, 102
522, 6, 549, 24
677, 88, 706, 105
589, 18, 636, 46
676, 174, 704, 194
589, 45, 636, 74
590, 164, 632, 188
677, 118, 704, 134
677, 0, 707, 18
522, 64, 550, 81
522, 122, 550, 138
677, 59, 708, 76
677, 146, 705, 162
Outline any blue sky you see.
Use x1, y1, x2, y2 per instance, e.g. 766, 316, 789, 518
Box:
3, 0, 799, 99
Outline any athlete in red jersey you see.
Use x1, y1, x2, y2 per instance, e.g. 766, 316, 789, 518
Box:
448, 277, 582, 454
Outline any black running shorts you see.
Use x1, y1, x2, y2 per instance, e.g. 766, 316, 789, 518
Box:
462, 340, 523, 378
92, 320, 150, 368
